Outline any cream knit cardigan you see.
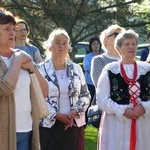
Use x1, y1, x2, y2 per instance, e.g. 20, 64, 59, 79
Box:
0, 57, 40, 150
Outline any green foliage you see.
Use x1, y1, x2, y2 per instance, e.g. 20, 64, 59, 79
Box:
0, 0, 149, 53
85, 125, 98, 150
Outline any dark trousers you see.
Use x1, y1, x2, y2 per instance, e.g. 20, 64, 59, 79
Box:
39, 120, 85, 150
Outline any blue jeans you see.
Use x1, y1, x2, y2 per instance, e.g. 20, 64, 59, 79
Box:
16, 131, 32, 150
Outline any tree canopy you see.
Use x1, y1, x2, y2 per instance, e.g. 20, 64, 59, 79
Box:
0, 0, 150, 54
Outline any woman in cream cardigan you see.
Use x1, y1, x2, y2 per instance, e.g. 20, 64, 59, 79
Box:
0, 8, 48, 150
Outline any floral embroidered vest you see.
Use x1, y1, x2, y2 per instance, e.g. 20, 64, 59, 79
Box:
108, 70, 150, 104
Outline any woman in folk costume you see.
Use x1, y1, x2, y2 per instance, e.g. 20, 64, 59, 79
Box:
97, 29, 150, 150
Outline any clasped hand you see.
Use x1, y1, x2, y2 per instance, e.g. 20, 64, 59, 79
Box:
55, 110, 78, 131
12, 49, 35, 71
124, 104, 145, 119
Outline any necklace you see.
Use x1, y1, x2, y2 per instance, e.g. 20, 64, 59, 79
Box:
56, 69, 65, 79
120, 61, 137, 85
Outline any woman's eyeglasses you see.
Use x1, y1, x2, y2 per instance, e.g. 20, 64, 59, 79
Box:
108, 32, 119, 38
15, 29, 27, 32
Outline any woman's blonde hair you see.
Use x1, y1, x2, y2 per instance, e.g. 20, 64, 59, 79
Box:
43, 28, 72, 60
100, 24, 125, 50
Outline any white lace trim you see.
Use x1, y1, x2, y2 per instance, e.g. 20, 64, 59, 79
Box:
104, 61, 150, 77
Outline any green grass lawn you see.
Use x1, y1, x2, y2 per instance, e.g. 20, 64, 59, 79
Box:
85, 125, 98, 150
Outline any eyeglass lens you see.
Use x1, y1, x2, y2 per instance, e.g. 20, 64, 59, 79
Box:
15, 29, 27, 32
114, 33, 119, 37
108, 32, 119, 38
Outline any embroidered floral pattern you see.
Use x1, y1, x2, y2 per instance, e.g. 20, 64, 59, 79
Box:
111, 78, 125, 101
